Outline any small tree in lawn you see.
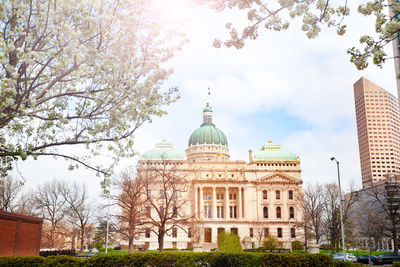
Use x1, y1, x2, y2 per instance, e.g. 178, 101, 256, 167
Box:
60, 182, 94, 253
262, 235, 282, 251
140, 159, 192, 252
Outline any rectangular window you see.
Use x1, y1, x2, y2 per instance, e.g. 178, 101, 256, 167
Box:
145, 228, 150, 238
172, 228, 177, 238
276, 190, 280, 200
264, 228, 269, 238
217, 206, 224, 218
230, 206, 237, 218
291, 228, 296, 238
263, 190, 268, 200
146, 206, 151, 218
204, 205, 211, 218
289, 190, 293, 200
277, 228, 282, 238
172, 241, 177, 248
204, 228, 212, 243
188, 228, 192, 238
160, 189, 165, 199
249, 228, 254, 238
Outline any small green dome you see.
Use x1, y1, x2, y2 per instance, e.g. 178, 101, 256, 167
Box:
254, 141, 297, 161
141, 140, 184, 160
188, 104, 228, 147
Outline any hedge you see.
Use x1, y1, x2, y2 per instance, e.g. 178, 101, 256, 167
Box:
0, 252, 361, 267
393, 262, 400, 267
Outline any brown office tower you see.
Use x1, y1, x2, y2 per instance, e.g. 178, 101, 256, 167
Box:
354, 77, 400, 188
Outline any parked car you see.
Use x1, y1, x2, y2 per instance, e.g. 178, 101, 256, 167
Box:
332, 253, 357, 262
357, 255, 382, 265
376, 253, 400, 264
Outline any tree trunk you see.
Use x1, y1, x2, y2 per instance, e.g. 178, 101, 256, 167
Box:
393, 222, 398, 253
368, 236, 372, 267
80, 229, 84, 253
158, 230, 165, 252
128, 237, 134, 253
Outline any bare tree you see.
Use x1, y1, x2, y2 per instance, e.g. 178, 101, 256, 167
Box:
35, 180, 69, 249
301, 183, 326, 246
352, 193, 385, 265
111, 168, 146, 253
366, 175, 400, 253
1, 175, 23, 212
252, 223, 268, 248
15, 191, 37, 216
322, 183, 358, 253
60, 182, 94, 253
140, 160, 192, 252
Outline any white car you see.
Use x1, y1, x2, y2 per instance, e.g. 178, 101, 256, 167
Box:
332, 253, 357, 262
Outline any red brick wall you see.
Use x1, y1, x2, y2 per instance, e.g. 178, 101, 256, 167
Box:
0, 218, 17, 256
0, 212, 42, 256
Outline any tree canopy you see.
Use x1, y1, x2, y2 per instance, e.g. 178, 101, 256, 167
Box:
200, 0, 399, 70
0, 0, 185, 175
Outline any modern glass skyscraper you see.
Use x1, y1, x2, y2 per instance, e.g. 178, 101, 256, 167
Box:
354, 77, 400, 188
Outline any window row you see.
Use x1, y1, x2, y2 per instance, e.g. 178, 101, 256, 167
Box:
203, 205, 237, 218
263, 206, 295, 219
262, 190, 293, 200
147, 190, 178, 199
249, 227, 296, 238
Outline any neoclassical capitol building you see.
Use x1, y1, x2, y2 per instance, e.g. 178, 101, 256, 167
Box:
136, 104, 304, 250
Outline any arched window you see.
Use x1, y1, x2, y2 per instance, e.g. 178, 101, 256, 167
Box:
289, 207, 295, 219
263, 207, 268, 218
276, 207, 281, 218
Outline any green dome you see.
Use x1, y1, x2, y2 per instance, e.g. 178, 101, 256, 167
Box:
254, 141, 297, 161
188, 104, 228, 147
188, 124, 228, 147
141, 140, 184, 160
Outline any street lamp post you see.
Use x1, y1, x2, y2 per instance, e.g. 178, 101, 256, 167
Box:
330, 157, 347, 261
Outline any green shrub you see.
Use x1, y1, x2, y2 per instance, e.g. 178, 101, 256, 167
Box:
291, 241, 304, 250
0, 252, 335, 267
217, 231, 242, 253
0, 256, 46, 267
393, 262, 400, 267
262, 235, 282, 251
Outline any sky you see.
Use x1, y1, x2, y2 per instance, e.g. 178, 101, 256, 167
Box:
12, 0, 399, 202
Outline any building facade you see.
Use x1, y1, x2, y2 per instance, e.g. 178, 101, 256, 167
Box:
135, 103, 304, 251
354, 77, 400, 188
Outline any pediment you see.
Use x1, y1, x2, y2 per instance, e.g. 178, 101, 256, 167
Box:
259, 172, 299, 184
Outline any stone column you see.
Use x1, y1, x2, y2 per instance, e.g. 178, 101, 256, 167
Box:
199, 186, 204, 219
238, 187, 242, 219
242, 187, 245, 218
212, 186, 217, 219
194, 185, 198, 218
225, 187, 229, 219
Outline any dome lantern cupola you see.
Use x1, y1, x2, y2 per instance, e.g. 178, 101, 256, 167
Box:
202, 102, 213, 125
